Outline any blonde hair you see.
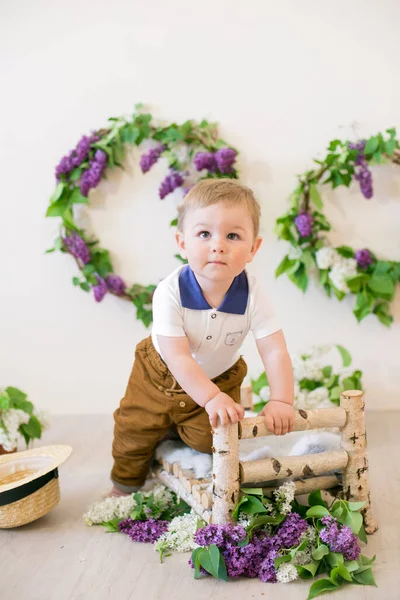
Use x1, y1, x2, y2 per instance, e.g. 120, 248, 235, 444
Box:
177, 178, 261, 237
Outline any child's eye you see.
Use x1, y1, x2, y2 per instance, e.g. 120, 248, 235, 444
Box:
199, 231, 210, 239
227, 233, 240, 240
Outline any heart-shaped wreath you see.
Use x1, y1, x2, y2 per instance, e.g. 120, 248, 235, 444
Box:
275, 128, 400, 326
45, 105, 239, 326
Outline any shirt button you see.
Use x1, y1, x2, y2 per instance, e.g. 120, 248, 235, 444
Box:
211, 313, 217, 319
206, 335, 212, 340
179, 401, 186, 408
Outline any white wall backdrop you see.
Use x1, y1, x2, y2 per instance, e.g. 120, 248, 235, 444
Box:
1, 0, 399, 414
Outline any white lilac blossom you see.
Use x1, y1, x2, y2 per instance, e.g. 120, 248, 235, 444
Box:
291, 355, 324, 382
0, 409, 30, 451
328, 258, 358, 294
155, 511, 204, 555
292, 526, 316, 566
83, 494, 136, 526
274, 481, 295, 515
276, 562, 298, 583
305, 387, 330, 409
315, 247, 339, 270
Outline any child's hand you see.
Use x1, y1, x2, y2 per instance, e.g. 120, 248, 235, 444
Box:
259, 400, 294, 435
205, 392, 245, 428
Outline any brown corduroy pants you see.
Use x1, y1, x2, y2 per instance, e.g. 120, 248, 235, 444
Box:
111, 336, 247, 490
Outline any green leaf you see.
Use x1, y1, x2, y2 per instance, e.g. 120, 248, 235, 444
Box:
367, 274, 395, 299
46, 196, 70, 217
19, 416, 42, 441
312, 544, 330, 560
69, 187, 88, 205
50, 182, 66, 203
322, 366, 332, 378
0, 391, 11, 411
170, 217, 178, 227
306, 578, 338, 599
309, 183, 323, 210
347, 501, 366, 511
251, 371, 268, 395
5, 387, 27, 404
352, 567, 377, 586
288, 263, 309, 292
340, 507, 363, 535
80, 282, 91, 292
308, 489, 328, 508
297, 560, 320, 579
306, 505, 330, 518
364, 136, 379, 155
326, 552, 344, 568
330, 563, 352, 584
336, 345, 352, 367
275, 255, 296, 277
237, 495, 269, 515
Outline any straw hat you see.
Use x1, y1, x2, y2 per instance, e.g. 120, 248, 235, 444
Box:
0, 445, 72, 528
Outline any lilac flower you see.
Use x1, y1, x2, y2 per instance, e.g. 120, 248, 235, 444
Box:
258, 550, 279, 583
140, 145, 166, 173
159, 170, 184, 199
63, 232, 90, 264
194, 523, 246, 548
106, 274, 126, 295
215, 148, 237, 174
55, 156, 73, 179
93, 276, 108, 303
118, 518, 168, 543
55, 133, 99, 180
355, 248, 374, 269
349, 140, 373, 199
80, 150, 107, 197
275, 512, 308, 549
193, 152, 217, 173
294, 211, 314, 237
320, 516, 361, 561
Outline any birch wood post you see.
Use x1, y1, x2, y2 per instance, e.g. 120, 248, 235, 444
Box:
340, 390, 378, 534
212, 422, 240, 524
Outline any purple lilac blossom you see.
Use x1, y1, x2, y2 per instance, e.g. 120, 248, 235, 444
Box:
139, 145, 166, 173
193, 152, 217, 173
274, 512, 308, 549
355, 248, 374, 269
320, 516, 361, 561
349, 140, 373, 199
105, 274, 126, 295
55, 133, 99, 180
118, 518, 168, 543
63, 232, 90, 265
80, 150, 108, 197
294, 211, 314, 237
258, 550, 279, 583
159, 170, 184, 199
215, 147, 237, 174
93, 276, 108, 303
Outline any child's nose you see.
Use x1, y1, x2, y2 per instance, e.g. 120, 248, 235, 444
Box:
211, 237, 226, 253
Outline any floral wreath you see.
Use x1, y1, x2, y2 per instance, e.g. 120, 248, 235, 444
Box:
45, 105, 239, 326
275, 128, 400, 326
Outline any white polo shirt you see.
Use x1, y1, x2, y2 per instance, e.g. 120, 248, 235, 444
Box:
151, 264, 281, 379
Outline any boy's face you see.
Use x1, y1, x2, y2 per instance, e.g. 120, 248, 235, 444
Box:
176, 201, 262, 286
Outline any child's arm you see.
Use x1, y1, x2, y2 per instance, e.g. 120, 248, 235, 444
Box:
157, 335, 244, 427
256, 329, 295, 436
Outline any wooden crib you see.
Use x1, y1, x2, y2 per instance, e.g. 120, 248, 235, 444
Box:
157, 390, 377, 534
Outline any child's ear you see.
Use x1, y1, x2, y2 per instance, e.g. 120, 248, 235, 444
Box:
247, 236, 263, 263
175, 231, 187, 259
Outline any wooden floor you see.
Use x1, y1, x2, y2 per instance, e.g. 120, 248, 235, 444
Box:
1, 412, 399, 600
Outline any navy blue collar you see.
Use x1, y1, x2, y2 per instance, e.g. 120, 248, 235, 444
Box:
178, 265, 249, 314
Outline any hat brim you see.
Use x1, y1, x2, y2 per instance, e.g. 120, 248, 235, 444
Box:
0, 445, 72, 494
